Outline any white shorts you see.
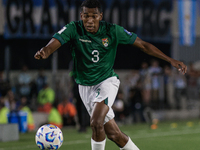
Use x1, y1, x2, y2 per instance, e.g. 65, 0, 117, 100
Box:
78, 76, 120, 124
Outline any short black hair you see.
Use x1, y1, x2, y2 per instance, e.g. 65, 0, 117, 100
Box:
81, 0, 102, 12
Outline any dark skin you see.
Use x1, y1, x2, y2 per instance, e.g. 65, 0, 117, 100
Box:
35, 6, 187, 148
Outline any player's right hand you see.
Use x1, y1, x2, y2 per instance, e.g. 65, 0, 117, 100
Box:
170, 59, 187, 75
34, 48, 49, 60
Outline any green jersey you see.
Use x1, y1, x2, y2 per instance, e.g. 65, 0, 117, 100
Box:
53, 21, 137, 85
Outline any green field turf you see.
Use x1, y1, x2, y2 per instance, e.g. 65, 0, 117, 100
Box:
0, 119, 200, 150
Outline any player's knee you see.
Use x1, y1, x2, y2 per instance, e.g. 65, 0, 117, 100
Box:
90, 118, 104, 130
107, 130, 121, 142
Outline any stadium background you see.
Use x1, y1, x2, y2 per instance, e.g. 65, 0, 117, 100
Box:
0, 0, 199, 69
0, 0, 200, 149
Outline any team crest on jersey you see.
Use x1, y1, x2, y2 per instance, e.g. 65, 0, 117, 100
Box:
102, 38, 109, 47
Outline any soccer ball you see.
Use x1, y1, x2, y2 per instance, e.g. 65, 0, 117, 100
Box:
35, 124, 63, 150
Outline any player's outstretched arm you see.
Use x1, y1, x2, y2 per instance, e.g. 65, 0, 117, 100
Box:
34, 38, 61, 60
132, 37, 187, 74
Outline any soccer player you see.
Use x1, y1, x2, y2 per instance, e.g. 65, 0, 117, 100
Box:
34, 0, 187, 149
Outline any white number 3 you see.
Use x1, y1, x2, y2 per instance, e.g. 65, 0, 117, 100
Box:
92, 50, 99, 63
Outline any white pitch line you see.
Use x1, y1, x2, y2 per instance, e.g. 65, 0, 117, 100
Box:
1, 129, 200, 150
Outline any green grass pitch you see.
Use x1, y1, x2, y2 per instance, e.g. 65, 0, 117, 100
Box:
0, 119, 200, 150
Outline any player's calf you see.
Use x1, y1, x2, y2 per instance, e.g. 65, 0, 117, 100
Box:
90, 118, 105, 141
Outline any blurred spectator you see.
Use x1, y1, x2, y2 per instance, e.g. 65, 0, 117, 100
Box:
0, 71, 11, 97
163, 65, 174, 109
123, 75, 133, 102
128, 81, 145, 123
173, 70, 187, 110
29, 68, 48, 110
35, 68, 47, 94
139, 62, 151, 107
112, 89, 125, 123
140, 62, 149, 78
17, 65, 32, 100
18, 96, 35, 131
0, 96, 9, 124
48, 103, 63, 129
123, 70, 140, 103
6, 89, 17, 111
148, 59, 162, 109
37, 84, 55, 113
186, 62, 200, 109
129, 70, 140, 88
57, 97, 77, 126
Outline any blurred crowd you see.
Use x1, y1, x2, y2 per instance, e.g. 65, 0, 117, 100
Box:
0, 59, 200, 132
0, 65, 80, 132
113, 60, 200, 124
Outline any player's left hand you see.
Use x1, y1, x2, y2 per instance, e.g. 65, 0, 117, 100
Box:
170, 59, 187, 74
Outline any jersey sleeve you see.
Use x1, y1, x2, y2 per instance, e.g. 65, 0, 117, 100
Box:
53, 22, 76, 45
116, 25, 137, 45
